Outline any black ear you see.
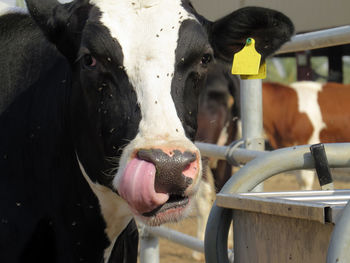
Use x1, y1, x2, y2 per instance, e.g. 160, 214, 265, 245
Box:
25, 0, 92, 62
207, 6, 294, 63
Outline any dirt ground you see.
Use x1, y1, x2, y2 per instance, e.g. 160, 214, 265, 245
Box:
150, 171, 350, 263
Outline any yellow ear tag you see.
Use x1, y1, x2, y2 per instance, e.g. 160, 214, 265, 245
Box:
231, 38, 261, 76
241, 61, 266, 79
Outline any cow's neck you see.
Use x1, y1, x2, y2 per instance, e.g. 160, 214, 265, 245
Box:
76, 155, 133, 262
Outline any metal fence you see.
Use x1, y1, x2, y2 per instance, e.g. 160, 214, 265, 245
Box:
139, 26, 350, 263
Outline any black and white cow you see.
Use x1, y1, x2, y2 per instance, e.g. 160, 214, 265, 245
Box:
0, 0, 293, 262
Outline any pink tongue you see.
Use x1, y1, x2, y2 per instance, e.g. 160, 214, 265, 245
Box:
118, 158, 169, 214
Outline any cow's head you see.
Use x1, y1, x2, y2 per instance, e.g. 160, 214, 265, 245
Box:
26, 0, 293, 226
196, 62, 241, 144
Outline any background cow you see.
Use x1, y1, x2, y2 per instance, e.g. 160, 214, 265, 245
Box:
193, 63, 240, 260
263, 81, 350, 189
0, 0, 293, 262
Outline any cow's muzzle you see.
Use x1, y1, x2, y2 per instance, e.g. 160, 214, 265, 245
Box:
137, 148, 196, 195
117, 147, 200, 221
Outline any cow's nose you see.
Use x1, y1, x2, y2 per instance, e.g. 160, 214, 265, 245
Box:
137, 148, 197, 195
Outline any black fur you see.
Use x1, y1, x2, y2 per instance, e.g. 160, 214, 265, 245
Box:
208, 6, 295, 63
0, 8, 137, 263
172, 19, 213, 140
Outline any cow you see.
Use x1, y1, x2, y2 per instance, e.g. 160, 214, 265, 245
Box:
262, 81, 350, 189
193, 63, 240, 260
0, 0, 294, 262
196, 63, 241, 188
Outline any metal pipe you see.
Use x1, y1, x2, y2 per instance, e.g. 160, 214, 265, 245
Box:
240, 79, 265, 192
195, 142, 228, 160
327, 200, 350, 262
205, 143, 350, 263
195, 142, 266, 163
143, 225, 234, 259
222, 143, 350, 194
277, 25, 350, 54
146, 226, 204, 252
139, 226, 160, 263
240, 79, 264, 150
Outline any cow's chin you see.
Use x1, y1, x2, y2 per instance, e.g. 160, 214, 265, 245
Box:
135, 196, 193, 226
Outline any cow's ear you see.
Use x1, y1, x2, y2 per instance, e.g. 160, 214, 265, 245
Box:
26, 0, 92, 61
207, 6, 294, 63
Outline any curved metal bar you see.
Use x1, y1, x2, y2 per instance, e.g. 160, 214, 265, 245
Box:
205, 143, 350, 263
222, 143, 350, 194
327, 200, 350, 262
204, 203, 232, 263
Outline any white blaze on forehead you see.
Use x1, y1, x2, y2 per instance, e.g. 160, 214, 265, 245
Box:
290, 81, 326, 144
91, 0, 196, 139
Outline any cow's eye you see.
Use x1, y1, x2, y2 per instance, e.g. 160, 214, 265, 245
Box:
201, 53, 212, 66
82, 54, 97, 68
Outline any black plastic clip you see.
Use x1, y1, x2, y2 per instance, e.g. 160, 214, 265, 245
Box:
310, 143, 334, 190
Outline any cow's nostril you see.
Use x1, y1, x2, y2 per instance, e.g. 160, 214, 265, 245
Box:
137, 148, 197, 195
183, 163, 191, 171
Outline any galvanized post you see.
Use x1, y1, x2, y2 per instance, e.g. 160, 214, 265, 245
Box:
139, 226, 160, 263
240, 79, 265, 191
327, 199, 350, 262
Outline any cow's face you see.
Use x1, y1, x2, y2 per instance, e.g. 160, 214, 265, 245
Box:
72, 0, 210, 226
26, 0, 294, 226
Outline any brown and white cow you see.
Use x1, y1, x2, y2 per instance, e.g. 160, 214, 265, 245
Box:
263, 81, 350, 189
263, 81, 350, 148
193, 64, 240, 260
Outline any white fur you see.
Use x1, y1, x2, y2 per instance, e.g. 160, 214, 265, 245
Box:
290, 81, 326, 144
295, 169, 315, 190
291, 81, 326, 190
77, 156, 132, 263
193, 171, 214, 260
89, 0, 201, 189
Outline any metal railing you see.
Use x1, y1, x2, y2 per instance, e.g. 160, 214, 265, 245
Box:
277, 25, 350, 54
205, 143, 350, 263
139, 25, 350, 263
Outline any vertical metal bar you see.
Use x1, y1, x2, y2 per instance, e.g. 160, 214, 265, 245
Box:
327, 200, 350, 263
240, 79, 265, 191
139, 228, 160, 263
